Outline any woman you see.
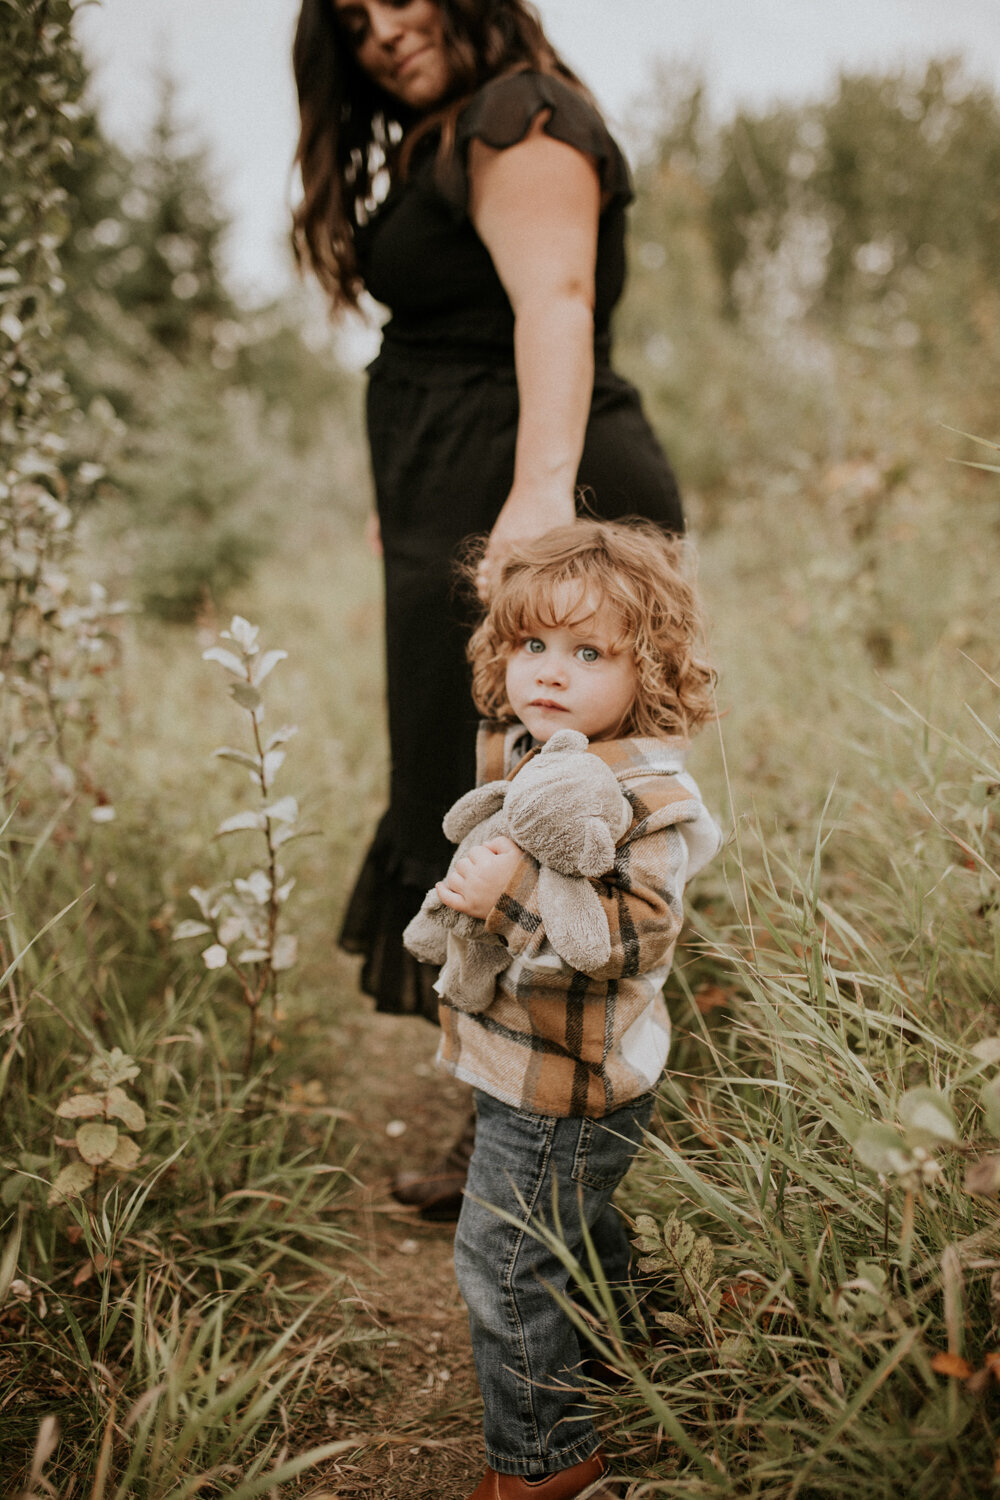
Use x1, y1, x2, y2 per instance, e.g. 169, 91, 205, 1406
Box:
293, 0, 683, 1223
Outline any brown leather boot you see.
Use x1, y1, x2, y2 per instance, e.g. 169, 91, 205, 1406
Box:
389, 1106, 476, 1221
465, 1450, 619, 1499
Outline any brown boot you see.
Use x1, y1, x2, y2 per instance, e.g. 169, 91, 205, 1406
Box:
390, 1106, 476, 1221
465, 1450, 619, 1499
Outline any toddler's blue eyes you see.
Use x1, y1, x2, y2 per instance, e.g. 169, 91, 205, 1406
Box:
525, 639, 545, 654
578, 647, 600, 662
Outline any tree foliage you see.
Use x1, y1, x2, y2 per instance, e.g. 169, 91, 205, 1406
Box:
0, 0, 122, 789
638, 57, 1000, 339
50, 65, 353, 620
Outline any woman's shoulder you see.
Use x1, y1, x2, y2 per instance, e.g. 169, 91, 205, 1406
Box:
437, 69, 632, 211
459, 71, 609, 151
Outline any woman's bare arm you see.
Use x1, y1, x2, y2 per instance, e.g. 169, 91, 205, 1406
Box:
468, 119, 601, 595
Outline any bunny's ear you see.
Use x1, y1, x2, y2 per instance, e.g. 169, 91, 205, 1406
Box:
539, 728, 589, 756
443, 782, 508, 843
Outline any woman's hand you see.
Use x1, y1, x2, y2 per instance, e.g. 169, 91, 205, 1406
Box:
365, 511, 383, 558
436, 835, 522, 919
468, 120, 601, 601
475, 484, 575, 599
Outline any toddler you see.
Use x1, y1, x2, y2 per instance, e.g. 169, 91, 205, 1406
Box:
409, 519, 721, 1500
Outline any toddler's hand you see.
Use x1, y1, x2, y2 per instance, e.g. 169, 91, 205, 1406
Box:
436, 836, 522, 919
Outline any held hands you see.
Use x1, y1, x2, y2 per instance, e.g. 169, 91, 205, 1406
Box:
435, 835, 522, 919
475, 485, 577, 602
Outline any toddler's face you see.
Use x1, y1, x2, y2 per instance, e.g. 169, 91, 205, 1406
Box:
504, 586, 637, 744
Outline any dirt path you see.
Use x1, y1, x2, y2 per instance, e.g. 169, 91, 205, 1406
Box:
311, 992, 486, 1499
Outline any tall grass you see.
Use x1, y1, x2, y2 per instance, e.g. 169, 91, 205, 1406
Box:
578, 572, 999, 1492
0, 598, 374, 1494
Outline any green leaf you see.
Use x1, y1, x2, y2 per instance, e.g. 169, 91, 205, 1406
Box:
235, 870, 271, 904
264, 795, 298, 824
687, 1235, 715, 1287
2, 1174, 32, 1207
265, 725, 298, 751
89, 1048, 139, 1088
212, 747, 259, 772
273, 825, 319, 849
981, 1075, 1000, 1137
48, 1162, 94, 1205
230, 682, 262, 712
173, 919, 212, 941
225, 616, 258, 651
202, 646, 245, 676
852, 1123, 913, 1176
898, 1086, 960, 1146
18, 1153, 49, 1173
108, 1137, 140, 1171
216, 810, 265, 836
105, 1088, 145, 1132
237, 947, 270, 964
251, 648, 287, 686
55, 1093, 105, 1120
75, 1123, 118, 1165
653, 1309, 698, 1337
272, 933, 298, 971
633, 1235, 662, 1255
662, 1214, 697, 1264
262, 749, 285, 785
218, 915, 250, 947
854, 1259, 888, 1295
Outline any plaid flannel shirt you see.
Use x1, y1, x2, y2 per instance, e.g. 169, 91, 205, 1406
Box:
436, 723, 721, 1118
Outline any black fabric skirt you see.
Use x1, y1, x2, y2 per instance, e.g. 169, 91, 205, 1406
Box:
338, 358, 683, 1023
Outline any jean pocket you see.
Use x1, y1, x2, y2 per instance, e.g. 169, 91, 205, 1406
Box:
570, 1100, 652, 1192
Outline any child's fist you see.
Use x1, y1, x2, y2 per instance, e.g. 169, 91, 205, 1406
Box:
436, 836, 522, 919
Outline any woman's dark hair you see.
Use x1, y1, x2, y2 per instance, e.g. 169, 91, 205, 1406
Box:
292, 0, 586, 309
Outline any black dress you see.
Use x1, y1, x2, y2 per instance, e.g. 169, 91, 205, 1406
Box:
338, 71, 684, 1022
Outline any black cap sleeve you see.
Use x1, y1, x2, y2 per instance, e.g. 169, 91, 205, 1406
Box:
435, 71, 633, 213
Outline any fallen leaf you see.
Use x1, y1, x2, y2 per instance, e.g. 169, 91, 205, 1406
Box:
694, 985, 734, 1015
931, 1352, 974, 1379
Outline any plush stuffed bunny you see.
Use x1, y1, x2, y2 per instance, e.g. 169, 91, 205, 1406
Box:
403, 729, 633, 1013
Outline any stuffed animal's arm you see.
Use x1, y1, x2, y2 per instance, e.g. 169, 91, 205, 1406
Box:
483, 820, 688, 980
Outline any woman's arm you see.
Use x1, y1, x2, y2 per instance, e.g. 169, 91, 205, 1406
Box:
467, 118, 601, 595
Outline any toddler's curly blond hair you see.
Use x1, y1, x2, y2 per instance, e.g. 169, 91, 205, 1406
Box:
468, 519, 717, 741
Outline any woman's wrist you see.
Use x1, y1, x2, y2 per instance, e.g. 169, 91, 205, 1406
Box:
493, 483, 576, 535
476, 492, 576, 600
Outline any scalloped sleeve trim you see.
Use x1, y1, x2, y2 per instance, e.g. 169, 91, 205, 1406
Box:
435, 70, 633, 214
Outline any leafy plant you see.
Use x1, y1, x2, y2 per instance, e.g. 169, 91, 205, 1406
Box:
631, 1211, 720, 1337
174, 615, 310, 1077
0, 0, 126, 801
48, 1045, 146, 1205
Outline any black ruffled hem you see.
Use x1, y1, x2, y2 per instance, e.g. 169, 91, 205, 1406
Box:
338, 816, 443, 1025
435, 70, 633, 214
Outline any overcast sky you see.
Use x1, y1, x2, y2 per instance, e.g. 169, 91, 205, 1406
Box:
77, 0, 1000, 304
